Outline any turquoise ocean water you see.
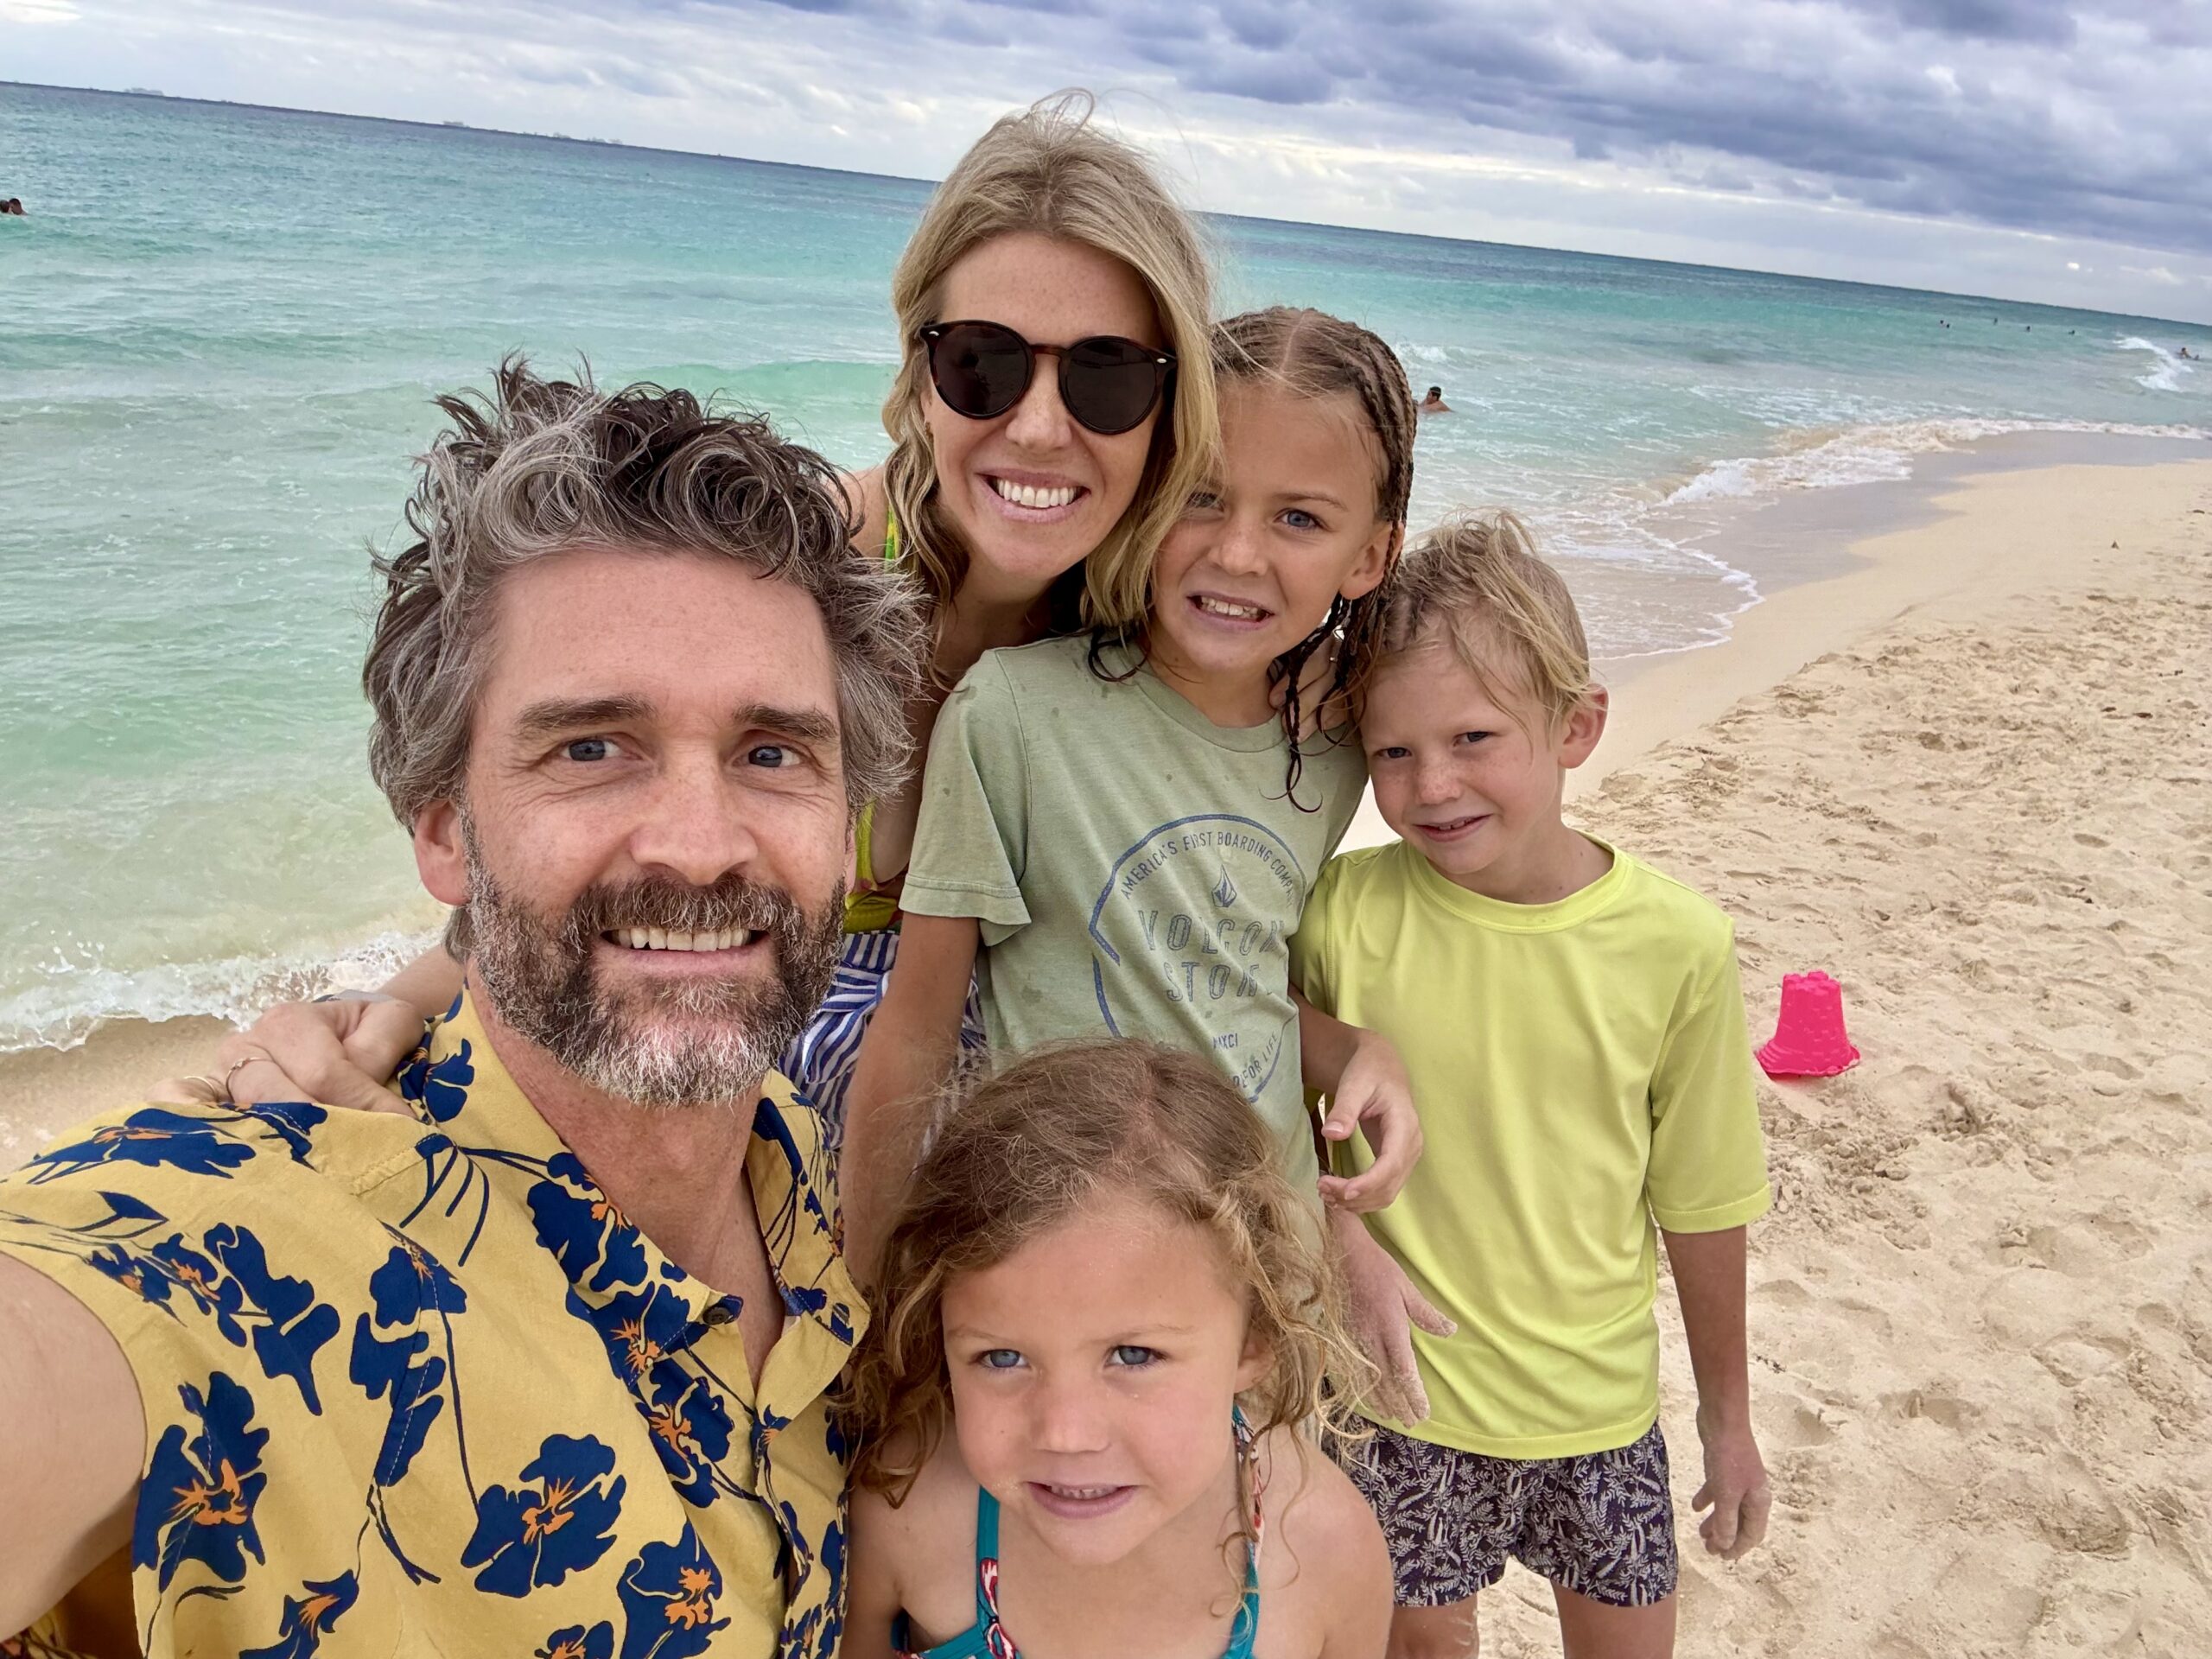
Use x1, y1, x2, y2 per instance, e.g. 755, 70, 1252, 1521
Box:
3, 82, 2209, 1051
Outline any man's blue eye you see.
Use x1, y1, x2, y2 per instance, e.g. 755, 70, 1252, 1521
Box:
1109, 1345, 1158, 1368
747, 745, 790, 768
979, 1350, 1023, 1370
565, 738, 613, 763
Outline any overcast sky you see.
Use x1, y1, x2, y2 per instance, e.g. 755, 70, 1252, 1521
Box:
6, 0, 2210, 322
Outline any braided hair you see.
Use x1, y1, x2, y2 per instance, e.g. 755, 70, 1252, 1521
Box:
1091, 307, 1415, 807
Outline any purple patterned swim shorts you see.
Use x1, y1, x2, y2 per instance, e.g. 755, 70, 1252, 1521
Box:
1340, 1420, 1679, 1609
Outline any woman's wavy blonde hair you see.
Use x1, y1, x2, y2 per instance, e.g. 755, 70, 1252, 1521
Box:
881, 92, 1219, 652
844, 1040, 1371, 1561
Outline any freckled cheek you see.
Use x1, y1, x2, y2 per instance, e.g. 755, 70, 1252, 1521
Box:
1120, 1383, 1229, 1491
947, 1383, 1030, 1483
1155, 524, 1209, 588
1372, 772, 1416, 825
1090, 426, 1154, 518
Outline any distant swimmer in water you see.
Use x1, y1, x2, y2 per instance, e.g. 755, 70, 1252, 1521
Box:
1418, 385, 1452, 416
0, 198, 24, 217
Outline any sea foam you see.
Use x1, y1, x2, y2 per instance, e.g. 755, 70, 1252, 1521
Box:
2120, 336, 2195, 392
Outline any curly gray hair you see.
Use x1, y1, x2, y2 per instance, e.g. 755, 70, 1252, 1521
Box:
364, 358, 927, 828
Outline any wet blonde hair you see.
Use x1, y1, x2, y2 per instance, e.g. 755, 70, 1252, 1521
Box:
882, 92, 1219, 656
846, 1040, 1370, 1537
1095, 307, 1415, 804
1383, 510, 1593, 728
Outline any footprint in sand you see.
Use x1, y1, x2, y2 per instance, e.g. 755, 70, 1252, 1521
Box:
1877, 1388, 1979, 1432
2033, 1335, 2133, 1388
1779, 1401, 1842, 1447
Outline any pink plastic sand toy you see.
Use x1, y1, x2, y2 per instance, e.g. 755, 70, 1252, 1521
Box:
1757, 970, 1861, 1078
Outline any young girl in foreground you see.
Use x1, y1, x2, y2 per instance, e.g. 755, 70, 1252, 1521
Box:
843, 307, 1427, 1264
843, 1040, 1392, 1659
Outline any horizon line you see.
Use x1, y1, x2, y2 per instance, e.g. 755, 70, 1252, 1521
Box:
3, 77, 2209, 333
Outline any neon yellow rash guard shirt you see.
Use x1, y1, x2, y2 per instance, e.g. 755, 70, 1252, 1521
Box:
1291, 836, 1771, 1459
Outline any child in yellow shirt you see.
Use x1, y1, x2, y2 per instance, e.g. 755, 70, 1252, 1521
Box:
1291, 514, 1773, 1659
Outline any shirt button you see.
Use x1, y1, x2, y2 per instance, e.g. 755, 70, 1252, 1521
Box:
700, 1303, 736, 1328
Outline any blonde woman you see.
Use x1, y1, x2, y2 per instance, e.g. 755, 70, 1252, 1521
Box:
189, 93, 1221, 1133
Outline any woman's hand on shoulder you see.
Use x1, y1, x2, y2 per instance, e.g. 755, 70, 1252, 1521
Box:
149, 995, 424, 1116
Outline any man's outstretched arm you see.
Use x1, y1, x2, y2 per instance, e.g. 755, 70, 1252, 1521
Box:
0, 1255, 143, 1638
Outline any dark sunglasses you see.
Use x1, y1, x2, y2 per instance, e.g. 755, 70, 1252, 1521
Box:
919, 320, 1174, 436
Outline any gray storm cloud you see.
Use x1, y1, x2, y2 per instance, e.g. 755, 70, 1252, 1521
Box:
6, 0, 2209, 310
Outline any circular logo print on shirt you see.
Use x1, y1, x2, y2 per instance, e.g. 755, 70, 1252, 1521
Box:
1087, 813, 1307, 1103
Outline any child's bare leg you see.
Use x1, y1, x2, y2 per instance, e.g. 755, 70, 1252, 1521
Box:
1389, 1598, 1481, 1659
1550, 1584, 1675, 1659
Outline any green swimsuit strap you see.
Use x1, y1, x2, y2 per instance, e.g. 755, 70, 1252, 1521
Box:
935, 1418, 1262, 1659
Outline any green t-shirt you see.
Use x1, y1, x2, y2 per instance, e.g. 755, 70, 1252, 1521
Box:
1292, 836, 1772, 1459
903, 636, 1366, 1193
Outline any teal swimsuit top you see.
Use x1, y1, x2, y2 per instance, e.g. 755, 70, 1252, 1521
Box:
898, 1417, 1264, 1659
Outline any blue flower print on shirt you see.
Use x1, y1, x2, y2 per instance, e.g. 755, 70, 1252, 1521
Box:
87, 1243, 176, 1310
539, 1625, 616, 1659
397, 1037, 476, 1123
204, 1224, 342, 1413
781, 1516, 847, 1659
366, 1234, 470, 1325
238, 1572, 359, 1659
565, 1281, 740, 1507
567, 1281, 696, 1390
530, 1153, 648, 1293
351, 1236, 468, 1497
617, 1522, 729, 1659
461, 1433, 627, 1597
236, 1099, 330, 1165
639, 1364, 737, 1509
134, 1371, 270, 1595
79, 1222, 338, 1414
28, 1109, 257, 1185
148, 1235, 245, 1332
750, 1098, 835, 1254
92, 1188, 168, 1225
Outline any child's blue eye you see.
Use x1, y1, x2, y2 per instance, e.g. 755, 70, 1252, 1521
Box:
1457, 730, 1492, 746
978, 1349, 1024, 1370
1281, 509, 1322, 531
1109, 1345, 1159, 1368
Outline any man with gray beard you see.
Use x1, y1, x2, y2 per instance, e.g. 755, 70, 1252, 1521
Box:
0, 361, 924, 1659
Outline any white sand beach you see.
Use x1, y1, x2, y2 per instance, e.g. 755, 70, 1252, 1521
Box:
1471, 454, 2211, 1656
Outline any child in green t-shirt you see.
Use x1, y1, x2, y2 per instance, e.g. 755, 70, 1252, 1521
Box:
842, 307, 1432, 1278
1290, 514, 1773, 1659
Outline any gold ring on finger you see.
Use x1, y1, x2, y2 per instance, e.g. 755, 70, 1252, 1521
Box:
220, 1052, 270, 1100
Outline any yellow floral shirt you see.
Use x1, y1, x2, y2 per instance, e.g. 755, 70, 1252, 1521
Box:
0, 992, 864, 1659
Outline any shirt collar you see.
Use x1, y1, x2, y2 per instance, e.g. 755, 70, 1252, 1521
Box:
393, 990, 865, 1385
